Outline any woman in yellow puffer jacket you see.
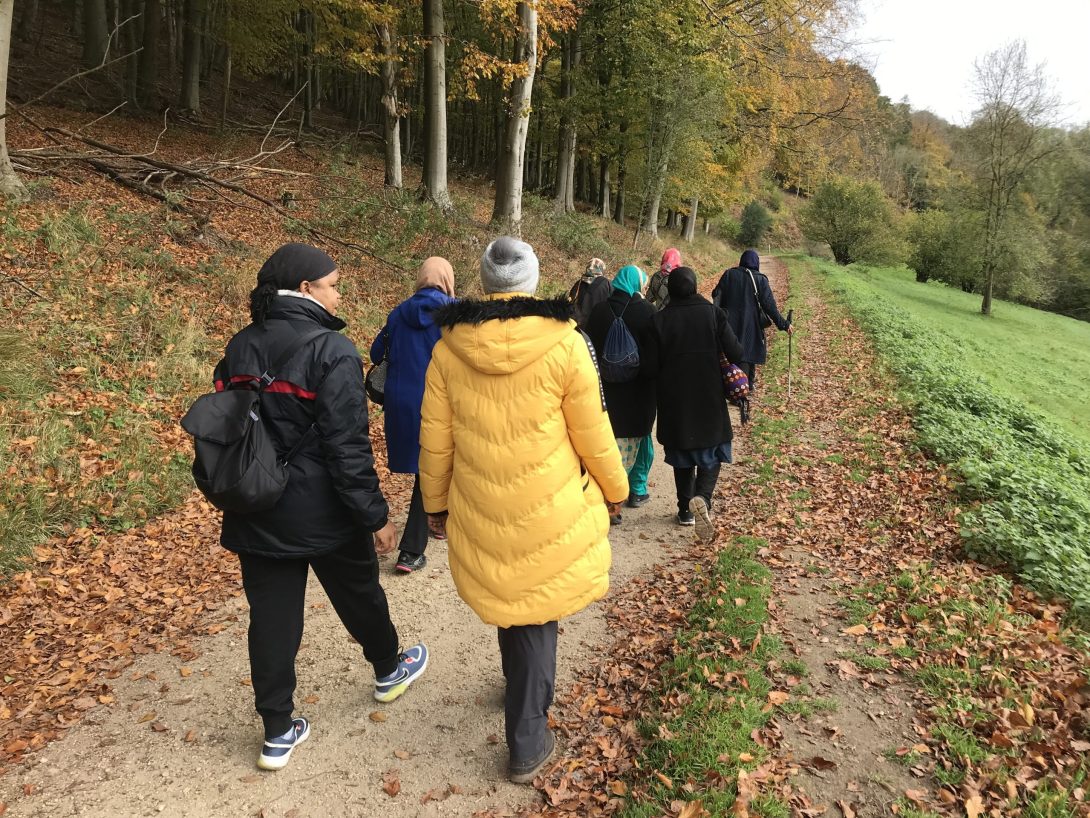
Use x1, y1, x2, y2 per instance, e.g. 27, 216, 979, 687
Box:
420, 236, 628, 784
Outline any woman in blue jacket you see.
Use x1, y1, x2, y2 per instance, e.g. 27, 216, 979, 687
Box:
370, 257, 456, 572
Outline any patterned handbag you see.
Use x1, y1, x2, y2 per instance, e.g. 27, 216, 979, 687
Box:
719, 354, 750, 405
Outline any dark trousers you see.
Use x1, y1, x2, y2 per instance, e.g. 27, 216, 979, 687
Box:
741, 361, 757, 396
239, 541, 400, 737
497, 622, 558, 764
398, 474, 429, 556
674, 464, 722, 514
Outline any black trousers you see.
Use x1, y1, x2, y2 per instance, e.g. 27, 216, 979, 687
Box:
398, 474, 429, 556
674, 464, 722, 514
741, 361, 757, 396
239, 541, 400, 737
497, 622, 558, 764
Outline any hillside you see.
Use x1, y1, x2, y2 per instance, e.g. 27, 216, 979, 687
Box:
0, 104, 737, 571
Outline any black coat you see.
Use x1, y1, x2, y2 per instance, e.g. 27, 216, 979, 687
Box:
585, 290, 657, 438
644, 294, 744, 451
711, 266, 789, 364
568, 275, 612, 330
212, 296, 389, 558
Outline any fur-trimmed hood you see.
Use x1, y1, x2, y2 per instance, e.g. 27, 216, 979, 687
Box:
434, 294, 578, 375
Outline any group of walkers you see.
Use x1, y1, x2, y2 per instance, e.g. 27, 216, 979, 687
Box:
205, 237, 790, 784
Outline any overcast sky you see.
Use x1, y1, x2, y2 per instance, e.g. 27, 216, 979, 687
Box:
847, 0, 1090, 127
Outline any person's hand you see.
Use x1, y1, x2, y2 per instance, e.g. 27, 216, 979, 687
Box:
606, 501, 623, 516
786, 324, 795, 335
428, 512, 448, 539
373, 521, 398, 555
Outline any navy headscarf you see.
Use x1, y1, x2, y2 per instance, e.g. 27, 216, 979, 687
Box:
740, 249, 760, 271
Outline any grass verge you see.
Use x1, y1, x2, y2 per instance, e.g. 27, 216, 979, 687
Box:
795, 255, 1090, 620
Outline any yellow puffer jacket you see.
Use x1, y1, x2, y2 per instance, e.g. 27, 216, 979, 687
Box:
419, 294, 629, 627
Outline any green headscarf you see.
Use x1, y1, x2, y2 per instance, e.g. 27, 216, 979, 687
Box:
612, 264, 647, 297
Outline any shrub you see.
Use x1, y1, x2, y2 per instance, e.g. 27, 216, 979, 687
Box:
738, 201, 773, 247
907, 209, 982, 289
800, 176, 902, 265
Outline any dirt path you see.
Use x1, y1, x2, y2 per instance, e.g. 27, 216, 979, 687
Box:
1, 426, 713, 818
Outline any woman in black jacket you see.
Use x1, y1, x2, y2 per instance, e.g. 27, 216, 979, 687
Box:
586, 265, 657, 525
213, 243, 428, 771
643, 267, 745, 542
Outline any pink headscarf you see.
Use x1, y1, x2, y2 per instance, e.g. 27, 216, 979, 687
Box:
660, 248, 681, 275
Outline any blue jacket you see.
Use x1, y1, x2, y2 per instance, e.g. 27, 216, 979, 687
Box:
711, 267, 789, 364
370, 287, 454, 474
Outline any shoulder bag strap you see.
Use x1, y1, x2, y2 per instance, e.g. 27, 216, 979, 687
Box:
747, 269, 770, 321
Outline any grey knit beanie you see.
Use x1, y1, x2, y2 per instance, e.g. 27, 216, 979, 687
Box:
480, 236, 540, 295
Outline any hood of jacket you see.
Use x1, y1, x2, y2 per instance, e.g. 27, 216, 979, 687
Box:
394, 285, 451, 331
431, 294, 575, 375
265, 293, 347, 331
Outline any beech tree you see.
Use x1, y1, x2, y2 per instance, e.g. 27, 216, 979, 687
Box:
491, 1, 537, 230
0, 0, 22, 199
420, 0, 452, 209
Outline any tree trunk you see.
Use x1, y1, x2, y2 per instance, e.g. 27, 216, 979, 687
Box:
491, 2, 536, 230
598, 155, 609, 218
613, 158, 626, 225
552, 29, 577, 214
682, 197, 698, 241
703, 217, 709, 235
378, 21, 402, 189
220, 44, 231, 127
82, 0, 109, 69
0, 0, 23, 198
179, 0, 205, 111
135, 0, 160, 107
420, 0, 451, 209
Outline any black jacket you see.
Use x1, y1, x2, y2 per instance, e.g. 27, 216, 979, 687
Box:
711, 267, 788, 364
585, 290, 657, 439
212, 296, 389, 558
568, 275, 612, 330
644, 294, 744, 451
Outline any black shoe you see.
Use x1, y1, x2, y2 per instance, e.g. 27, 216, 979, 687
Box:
677, 510, 695, 526
509, 730, 557, 784
626, 493, 650, 508
610, 513, 623, 526
395, 552, 427, 573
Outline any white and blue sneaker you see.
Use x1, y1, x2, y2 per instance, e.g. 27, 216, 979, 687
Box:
257, 717, 310, 771
373, 643, 429, 703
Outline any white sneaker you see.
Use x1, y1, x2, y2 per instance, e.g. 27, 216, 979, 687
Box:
690, 497, 715, 543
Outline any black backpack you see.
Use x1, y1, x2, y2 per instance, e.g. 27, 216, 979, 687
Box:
180, 328, 328, 513
599, 300, 640, 383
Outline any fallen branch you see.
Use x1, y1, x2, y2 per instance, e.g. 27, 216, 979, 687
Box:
0, 269, 49, 301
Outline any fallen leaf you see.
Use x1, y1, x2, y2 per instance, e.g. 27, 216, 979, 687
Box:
965, 794, 984, 818
486, 734, 500, 744
610, 780, 627, 796
842, 624, 868, 636
137, 712, 156, 723
767, 690, 790, 706
150, 721, 168, 732
369, 711, 387, 723
184, 730, 197, 743
809, 756, 837, 770
836, 801, 856, 818
655, 771, 674, 789
239, 774, 261, 784
179, 667, 193, 678
382, 769, 401, 797
393, 749, 411, 760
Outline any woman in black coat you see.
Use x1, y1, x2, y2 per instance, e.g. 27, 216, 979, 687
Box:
711, 249, 792, 393
213, 244, 428, 771
586, 265, 656, 524
643, 267, 745, 541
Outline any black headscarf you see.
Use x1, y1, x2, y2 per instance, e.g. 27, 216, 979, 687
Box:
250, 243, 337, 323
666, 266, 697, 299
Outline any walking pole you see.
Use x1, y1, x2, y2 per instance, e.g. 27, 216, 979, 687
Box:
786, 309, 794, 404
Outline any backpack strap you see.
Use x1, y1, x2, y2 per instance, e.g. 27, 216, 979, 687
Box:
257, 327, 331, 392
255, 326, 331, 465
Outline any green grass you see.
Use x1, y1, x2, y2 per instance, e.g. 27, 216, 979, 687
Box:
794, 256, 1090, 620
823, 263, 1090, 447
